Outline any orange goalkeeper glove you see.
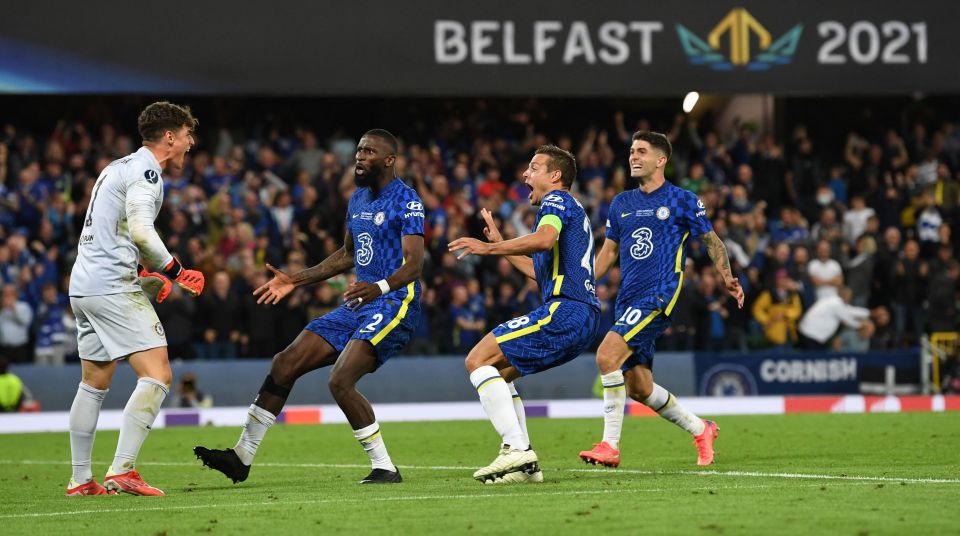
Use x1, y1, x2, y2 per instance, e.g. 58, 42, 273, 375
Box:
137, 264, 173, 303
162, 257, 205, 297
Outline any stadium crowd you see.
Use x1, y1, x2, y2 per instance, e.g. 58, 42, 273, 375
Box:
0, 99, 958, 364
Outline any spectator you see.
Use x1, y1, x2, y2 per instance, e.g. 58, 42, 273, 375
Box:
871, 226, 902, 308
916, 192, 943, 258
808, 240, 844, 300
810, 206, 844, 255
173, 372, 212, 408
156, 285, 196, 361
891, 239, 928, 346
0, 355, 36, 412
692, 271, 729, 351
751, 270, 803, 350
196, 271, 241, 359
869, 306, 895, 350
0, 284, 32, 363
836, 319, 875, 352
843, 195, 876, 245
449, 285, 484, 354
240, 272, 281, 358
926, 260, 958, 334
33, 282, 67, 365
842, 234, 877, 307
798, 287, 870, 350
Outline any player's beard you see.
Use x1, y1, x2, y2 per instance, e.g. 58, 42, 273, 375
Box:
354, 161, 383, 188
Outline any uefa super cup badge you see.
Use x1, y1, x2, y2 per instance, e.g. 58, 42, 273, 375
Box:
374, 211, 385, 225
657, 207, 670, 220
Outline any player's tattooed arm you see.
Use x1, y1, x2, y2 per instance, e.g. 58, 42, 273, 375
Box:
594, 238, 619, 280
292, 229, 356, 286
255, 232, 356, 305
701, 230, 745, 308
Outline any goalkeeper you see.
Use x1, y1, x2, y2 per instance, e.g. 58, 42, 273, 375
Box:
65, 101, 205, 497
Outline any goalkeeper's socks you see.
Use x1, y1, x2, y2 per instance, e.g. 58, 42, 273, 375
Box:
234, 404, 277, 465
353, 422, 395, 471
507, 382, 530, 447
470, 366, 528, 451
111, 377, 168, 474
643, 383, 706, 436
601, 370, 627, 449
69, 382, 108, 484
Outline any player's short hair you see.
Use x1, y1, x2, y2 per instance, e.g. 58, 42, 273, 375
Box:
363, 128, 398, 155
535, 144, 577, 188
138, 101, 198, 142
632, 131, 672, 161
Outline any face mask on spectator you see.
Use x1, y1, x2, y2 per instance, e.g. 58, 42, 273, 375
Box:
816, 193, 834, 206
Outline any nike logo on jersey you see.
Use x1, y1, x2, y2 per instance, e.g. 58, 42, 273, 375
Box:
621, 212, 633, 218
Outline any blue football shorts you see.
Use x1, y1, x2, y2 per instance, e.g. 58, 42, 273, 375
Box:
305, 293, 420, 368
608, 303, 672, 371
492, 299, 599, 376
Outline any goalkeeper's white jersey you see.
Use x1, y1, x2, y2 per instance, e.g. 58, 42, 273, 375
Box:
69, 147, 171, 297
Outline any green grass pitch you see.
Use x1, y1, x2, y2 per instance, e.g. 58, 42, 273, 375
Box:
1, 413, 958, 535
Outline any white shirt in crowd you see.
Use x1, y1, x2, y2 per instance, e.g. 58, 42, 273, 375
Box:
842, 206, 876, 244
807, 258, 843, 300
798, 295, 870, 343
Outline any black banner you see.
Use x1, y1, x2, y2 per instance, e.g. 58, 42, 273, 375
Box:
0, 1, 955, 95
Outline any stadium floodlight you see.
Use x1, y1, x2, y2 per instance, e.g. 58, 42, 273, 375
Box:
682, 91, 700, 113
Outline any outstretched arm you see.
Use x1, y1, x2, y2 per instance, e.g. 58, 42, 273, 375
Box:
701, 230, 745, 308
290, 231, 356, 287
255, 229, 355, 305
448, 223, 558, 259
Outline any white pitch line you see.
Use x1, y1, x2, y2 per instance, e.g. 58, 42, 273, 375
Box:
0, 483, 794, 520
569, 468, 960, 485
2, 459, 957, 485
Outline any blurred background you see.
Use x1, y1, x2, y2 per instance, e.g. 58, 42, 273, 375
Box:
1, 0, 958, 412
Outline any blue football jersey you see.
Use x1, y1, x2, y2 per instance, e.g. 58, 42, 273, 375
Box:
346, 178, 424, 298
605, 181, 712, 315
532, 190, 600, 310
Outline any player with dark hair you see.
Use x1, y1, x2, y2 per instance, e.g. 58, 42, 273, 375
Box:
67, 101, 205, 496
449, 145, 599, 483
195, 129, 424, 484
579, 131, 743, 468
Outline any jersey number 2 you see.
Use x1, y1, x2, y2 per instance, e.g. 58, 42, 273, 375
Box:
580, 216, 595, 275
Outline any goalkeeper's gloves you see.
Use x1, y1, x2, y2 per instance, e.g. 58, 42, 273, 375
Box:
138, 264, 173, 303
162, 257, 205, 297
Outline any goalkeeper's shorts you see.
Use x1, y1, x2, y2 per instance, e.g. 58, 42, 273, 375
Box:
305, 296, 421, 368
492, 299, 598, 376
71, 291, 166, 361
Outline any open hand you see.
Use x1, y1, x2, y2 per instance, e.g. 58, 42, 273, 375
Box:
480, 208, 503, 243
725, 276, 745, 308
253, 263, 295, 305
448, 237, 492, 259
